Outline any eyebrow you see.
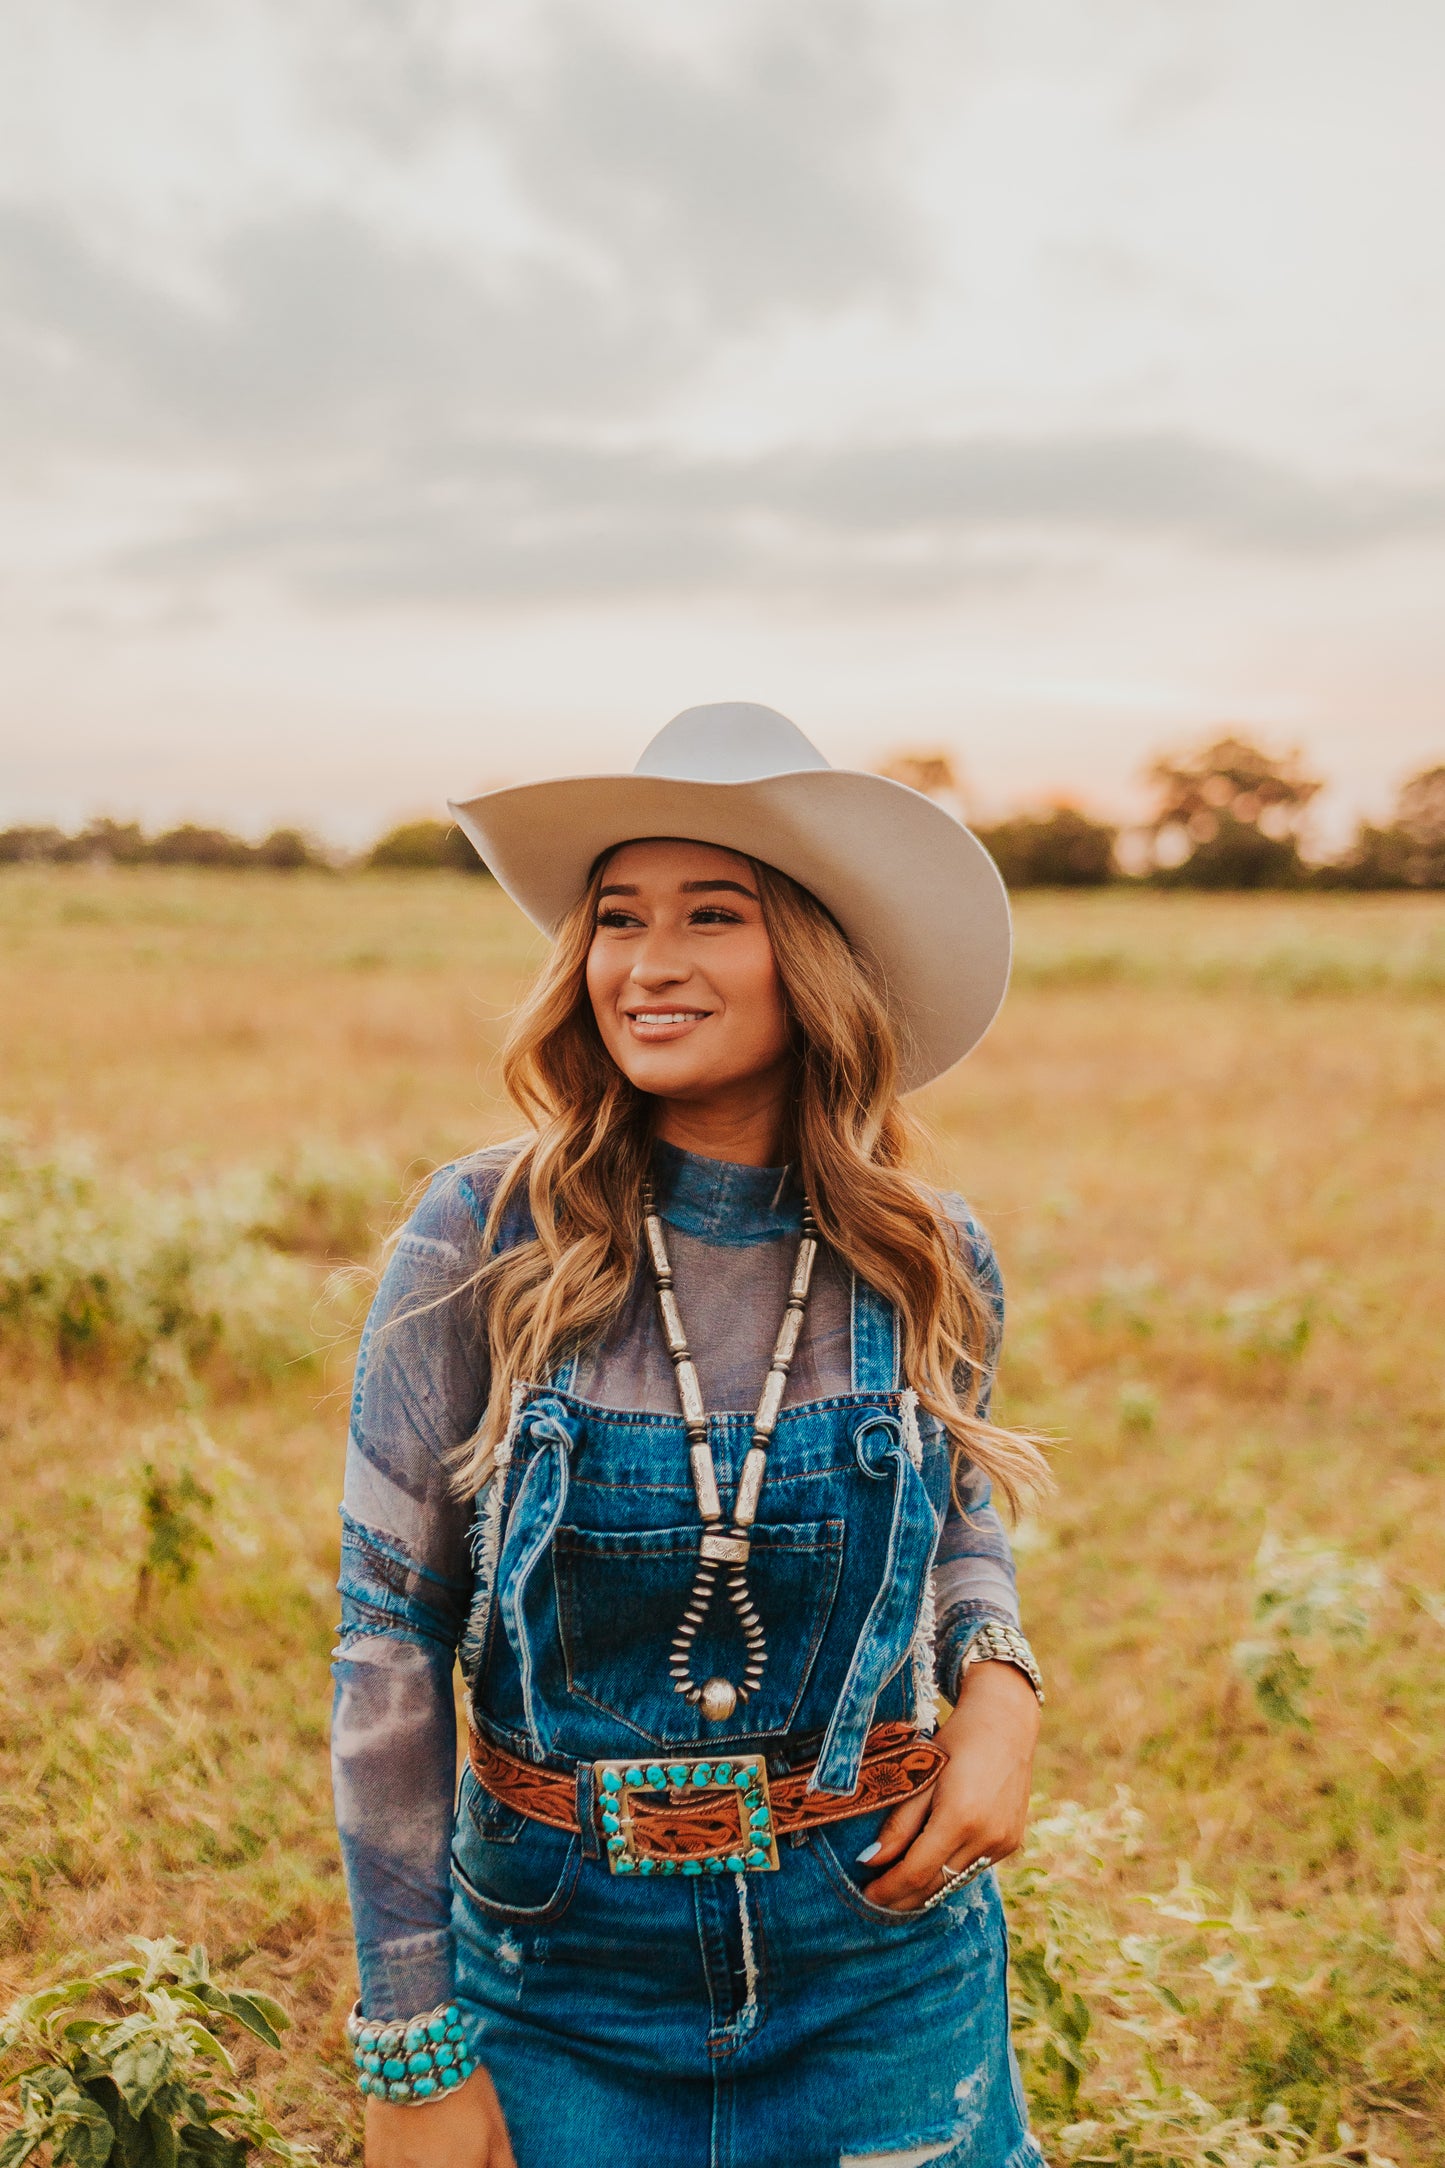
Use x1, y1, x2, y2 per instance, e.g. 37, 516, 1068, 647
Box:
596, 878, 759, 901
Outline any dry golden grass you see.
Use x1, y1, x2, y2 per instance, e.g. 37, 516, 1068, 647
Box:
1, 870, 1442, 2162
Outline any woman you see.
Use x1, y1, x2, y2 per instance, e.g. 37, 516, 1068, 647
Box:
333, 704, 1049, 2168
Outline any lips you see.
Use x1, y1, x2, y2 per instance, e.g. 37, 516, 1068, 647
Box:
624, 1008, 712, 1040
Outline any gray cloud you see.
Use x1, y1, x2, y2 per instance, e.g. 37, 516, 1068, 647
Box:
4, 0, 1443, 624
112, 426, 1445, 611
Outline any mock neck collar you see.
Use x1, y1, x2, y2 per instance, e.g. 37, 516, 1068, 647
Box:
651, 1138, 803, 1248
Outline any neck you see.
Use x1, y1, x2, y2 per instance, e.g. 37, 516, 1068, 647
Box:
654, 1073, 790, 1168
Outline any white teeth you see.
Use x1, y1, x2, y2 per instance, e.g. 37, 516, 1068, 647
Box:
631, 1011, 705, 1024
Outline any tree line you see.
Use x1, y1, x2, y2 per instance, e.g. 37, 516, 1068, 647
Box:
3, 739, 1443, 889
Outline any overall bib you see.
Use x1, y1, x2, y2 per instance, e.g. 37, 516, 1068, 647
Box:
451, 1275, 1041, 2168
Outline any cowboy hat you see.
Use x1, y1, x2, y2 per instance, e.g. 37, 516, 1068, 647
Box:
449, 703, 1010, 1091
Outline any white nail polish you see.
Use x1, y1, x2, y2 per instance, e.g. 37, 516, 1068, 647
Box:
855, 1839, 882, 1864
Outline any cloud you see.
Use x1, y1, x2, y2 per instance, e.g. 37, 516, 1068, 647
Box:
110, 425, 1445, 612
3, 0, 1444, 627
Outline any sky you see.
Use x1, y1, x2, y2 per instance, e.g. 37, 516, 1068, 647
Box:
2, 0, 1443, 847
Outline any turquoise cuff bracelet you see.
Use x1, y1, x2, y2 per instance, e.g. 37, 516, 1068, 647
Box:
345, 2000, 476, 2103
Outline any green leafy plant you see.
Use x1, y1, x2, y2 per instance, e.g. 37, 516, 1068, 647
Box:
0, 1940, 312, 2168
1005, 1794, 1399, 2165
134, 1468, 215, 1617
1233, 1531, 1381, 1728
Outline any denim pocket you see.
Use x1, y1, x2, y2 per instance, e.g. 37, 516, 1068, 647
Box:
451, 1769, 579, 1923
809, 1814, 973, 1931
552, 1517, 844, 1744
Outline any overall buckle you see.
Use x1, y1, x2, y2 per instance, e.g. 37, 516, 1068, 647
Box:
593, 1753, 778, 1877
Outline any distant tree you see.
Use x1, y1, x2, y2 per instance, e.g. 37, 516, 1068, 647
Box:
877, 748, 970, 824
1144, 735, 1321, 888
974, 807, 1118, 888
148, 823, 256, 868
254, 826, 329, 870
1329, 762, 1445, 889
366, 818, 487, 873
54, 818, 150, 865
0, 824, 67, 863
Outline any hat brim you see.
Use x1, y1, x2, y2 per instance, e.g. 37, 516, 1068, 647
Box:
449, 769, 1011, 1092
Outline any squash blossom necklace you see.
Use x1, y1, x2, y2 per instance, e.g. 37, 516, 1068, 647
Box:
642, 1182, 820, 1725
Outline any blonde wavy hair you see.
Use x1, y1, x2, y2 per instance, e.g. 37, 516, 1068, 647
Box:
449, 850, 1049, 1516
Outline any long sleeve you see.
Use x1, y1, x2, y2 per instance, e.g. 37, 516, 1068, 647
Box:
931, 1200, 1025, 1702
332, 1158, 501, 2019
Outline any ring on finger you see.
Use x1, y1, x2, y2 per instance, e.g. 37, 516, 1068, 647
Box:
922, 1853, 993, 1911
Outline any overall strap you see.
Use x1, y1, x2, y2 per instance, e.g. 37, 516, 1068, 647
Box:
810, 1408, 940, 1793
850, 1274, 900, 1393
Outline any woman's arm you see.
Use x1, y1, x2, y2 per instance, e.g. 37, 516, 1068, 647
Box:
866, 1201, 1043, 1910
332, 1162, 501, 2015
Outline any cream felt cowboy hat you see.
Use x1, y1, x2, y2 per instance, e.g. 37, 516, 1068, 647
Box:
449, 703, 1011, 1092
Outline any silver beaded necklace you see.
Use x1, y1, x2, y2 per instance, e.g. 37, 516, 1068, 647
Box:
642, 1182, 820, 1725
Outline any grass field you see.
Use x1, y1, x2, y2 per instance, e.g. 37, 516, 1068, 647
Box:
1, 869, 1442, 2164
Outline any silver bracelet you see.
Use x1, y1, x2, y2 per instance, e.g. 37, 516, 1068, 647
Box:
959, 1620, 1044, 1705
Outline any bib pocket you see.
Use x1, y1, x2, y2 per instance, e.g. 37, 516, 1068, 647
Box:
552, 1517, 844, 1745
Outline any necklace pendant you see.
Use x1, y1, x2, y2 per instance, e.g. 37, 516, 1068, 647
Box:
699, 1677, 739, 1723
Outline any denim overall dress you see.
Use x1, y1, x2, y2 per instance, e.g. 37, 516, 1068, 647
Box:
451, 1267, 1041, 2168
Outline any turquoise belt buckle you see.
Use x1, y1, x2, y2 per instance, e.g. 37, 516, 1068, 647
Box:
593, 1752, 779, 1877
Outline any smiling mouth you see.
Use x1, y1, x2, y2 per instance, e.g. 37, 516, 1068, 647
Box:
624, 1008, 712, 1039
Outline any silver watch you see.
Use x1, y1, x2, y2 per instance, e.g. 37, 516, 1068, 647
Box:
959, 1620, 1044, 1704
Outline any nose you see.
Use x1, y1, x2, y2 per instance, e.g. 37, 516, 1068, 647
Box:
627, 924, 695, 991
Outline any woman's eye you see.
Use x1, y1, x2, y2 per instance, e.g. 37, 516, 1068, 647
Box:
595, 908, 641, 929
689, 906, 742, 926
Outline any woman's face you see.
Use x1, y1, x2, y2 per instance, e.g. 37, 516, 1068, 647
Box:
585, 838, 792, 1116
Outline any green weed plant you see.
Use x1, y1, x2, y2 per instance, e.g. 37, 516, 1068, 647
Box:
0, 1940, 310, 2168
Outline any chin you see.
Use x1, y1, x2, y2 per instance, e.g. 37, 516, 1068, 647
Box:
620, 1057, 709, 1099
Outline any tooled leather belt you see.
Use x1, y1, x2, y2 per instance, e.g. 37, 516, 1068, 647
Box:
467, 1720, 946, 1876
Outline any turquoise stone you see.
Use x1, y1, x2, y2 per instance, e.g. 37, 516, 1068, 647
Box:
726, 1854, 745, 1873
607, 1834, 626, 1853
426, 2016, 448, 2042
446, 2024, 464, 2041
356, 2075, 371, 2095
691, 1763, 713, 1786
406, 2052, 430, 2074
434, 2044, 455, 2067
660, 1860, 678, 1874
381, 2059, 406, 2081
601, 1769, 622, 1793
413, 2078, 437, 2099
388, 2082, 410, 2102
638, 1858, 655, 1875
713, 1761, 733, 1782
682, 1859, 703, 1876
733, 1770, 751, 1789
705, 1858, 725, 1873
625, 1768, 643, 1787
615, 1857, 636, 1873
363, 2054, 380, 2074
749, 1808, 771, 1831
445, 2006, 459, 2023
440, 2067, 462, 2090
746, 1846, 770, 1867
667, 1764, 689, 1786
646, 1765, 666, 1788
404, 2019, 427, 2048
601, 1809, 621, 1833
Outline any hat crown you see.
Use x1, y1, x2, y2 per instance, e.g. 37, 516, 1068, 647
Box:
633, 703, 831, 784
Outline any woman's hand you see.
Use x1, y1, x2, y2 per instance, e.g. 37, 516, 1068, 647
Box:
860, 1659, 1041, 1912
365, 2067, 515, 2168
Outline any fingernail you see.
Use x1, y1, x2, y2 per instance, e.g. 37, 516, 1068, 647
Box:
855, 1839, 882, 1864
